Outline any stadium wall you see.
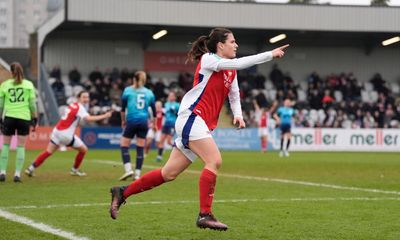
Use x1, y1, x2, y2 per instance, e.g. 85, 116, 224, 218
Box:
43, 38, 143, 74
44, 37, 400, 83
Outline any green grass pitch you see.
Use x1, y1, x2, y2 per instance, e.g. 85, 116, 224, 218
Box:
0, 150, 399, 240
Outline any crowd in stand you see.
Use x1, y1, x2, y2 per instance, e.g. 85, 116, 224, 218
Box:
48, 65, 400, 129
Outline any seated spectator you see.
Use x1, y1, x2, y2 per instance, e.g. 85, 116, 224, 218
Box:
50, 65, 61, 80
363, 111, 375, 128
68, 67, 81, 86
51, 78, 66, 105
89, 67, 103, 83
322, 89, 334, 108
109, 82, 122, 106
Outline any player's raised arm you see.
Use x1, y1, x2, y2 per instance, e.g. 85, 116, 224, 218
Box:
213, 44, 289, 71
84, 110, 113, 122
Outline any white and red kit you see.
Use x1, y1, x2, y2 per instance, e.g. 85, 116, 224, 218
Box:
255, 110, 270, 137
146, 109, 163, 141
175, 51, 273, 161
51, 102, 89, 147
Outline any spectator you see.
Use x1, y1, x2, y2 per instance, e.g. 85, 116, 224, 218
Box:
89, 67, 103, 83
68, 67, 81, 86
178, 72, 193, 92
269, 64, 284, 89
363, 111, 375, 128
51, 78, 66, 105
154, 78, 167, 100
109, 82, 122, 106
50, 65, 61, 80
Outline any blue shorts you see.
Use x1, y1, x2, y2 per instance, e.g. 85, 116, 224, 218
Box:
123, 122, 148, 139
280, 124, 291, 134
162, 124, 175, 135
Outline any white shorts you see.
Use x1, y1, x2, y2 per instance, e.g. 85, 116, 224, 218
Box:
258, 127, 269, 137
50, 129, 84, 148
174, 110, 212, 162
146, 129, 161, 142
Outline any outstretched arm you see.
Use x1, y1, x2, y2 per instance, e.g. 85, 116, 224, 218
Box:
211, 45, 289, 71
84, 111, 113, 122
253, 99, 260, 112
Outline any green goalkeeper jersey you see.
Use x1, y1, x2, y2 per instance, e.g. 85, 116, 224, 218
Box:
0, 79, 36, 121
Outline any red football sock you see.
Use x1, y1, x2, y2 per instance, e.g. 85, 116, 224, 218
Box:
33, 151, 52, 168
73, 152, 85, 169
261, 139, 267, 151
199, 168, 217, 214
123, 168, 165, 199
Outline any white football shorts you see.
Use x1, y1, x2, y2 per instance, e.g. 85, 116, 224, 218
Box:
50, 129, 84, 148
174, 110, 212, 162
258, 127, 269, 137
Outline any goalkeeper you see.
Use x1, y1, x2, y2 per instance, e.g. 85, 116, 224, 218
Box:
0, 62, 37, 183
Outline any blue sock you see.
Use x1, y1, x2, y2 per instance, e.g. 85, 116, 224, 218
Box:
121, 147, 130, 164
136, 146, 144, 170
157, 148, 164, 157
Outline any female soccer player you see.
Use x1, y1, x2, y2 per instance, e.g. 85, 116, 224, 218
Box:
0, 62, 37, 183
25, 91, 112, 177
109, 28, 289, 230
274, 98, 295, 157
118, 71, 156, 181
156, 92, 180, 162
144, 101, 163, 157
253, 100, 277, 153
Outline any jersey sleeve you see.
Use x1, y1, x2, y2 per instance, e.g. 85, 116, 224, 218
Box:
0, 84, 4, 117
28, 82, 37, 114
0, 83, 5, 98
148, 91, 156, 118
201, 53, 222, 72
77, 105, 89, 119
277, 108, 283, 117
121, 89, 128, 111
202, 52, 273, 72
228, 74, 242, 119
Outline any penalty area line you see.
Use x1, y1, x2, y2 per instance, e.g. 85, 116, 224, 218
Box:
0, 208, 90, 240
93, 159, 400, 196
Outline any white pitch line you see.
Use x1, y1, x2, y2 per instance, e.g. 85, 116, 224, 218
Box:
0, 209, 89, 240
94, 159, 400, 196
2, 197, 400, 210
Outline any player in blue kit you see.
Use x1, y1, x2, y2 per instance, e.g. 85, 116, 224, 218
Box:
273, 98, 295, 157
156, 92, 180, 162
119, 71, 156, 181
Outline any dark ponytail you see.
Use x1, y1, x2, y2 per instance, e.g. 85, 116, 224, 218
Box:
187, 28, 232, 63
10, 62, 24, 85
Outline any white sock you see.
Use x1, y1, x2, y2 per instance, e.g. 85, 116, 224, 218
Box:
28, 165, 35, 171
14, 171, 20, 177
0, 170, 5, 175
124, 163, 132, 173
134, 169, 141, 177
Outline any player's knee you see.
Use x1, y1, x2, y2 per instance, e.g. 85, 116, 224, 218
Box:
162, 171, 178, 182
215, 158, 222, 169
206, 158, 222, 170
80, 146, 88, 153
